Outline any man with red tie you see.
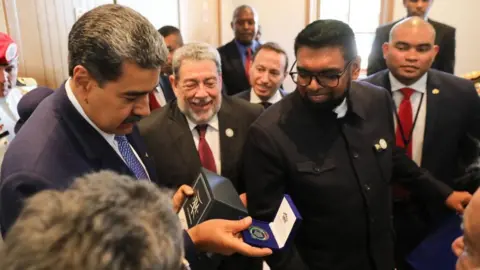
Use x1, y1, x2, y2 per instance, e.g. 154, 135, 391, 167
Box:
138, 42, 263, 270
218, 5, 261, 96
363, 16, 480, 270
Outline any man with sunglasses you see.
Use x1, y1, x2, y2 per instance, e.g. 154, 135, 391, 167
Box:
364, 17, 480, 270
241, 19, 471, 270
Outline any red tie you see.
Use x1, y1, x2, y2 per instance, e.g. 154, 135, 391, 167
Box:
393, 88, 414, 201
395, 88, 414, 158
196, 125, 217, 173
148, 92, 161, 111
245, 47, 252, 80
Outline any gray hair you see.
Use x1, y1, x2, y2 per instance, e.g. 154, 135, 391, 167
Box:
172, 42, 222, 79
68, 4, 168, 86
0, 171, 183, 270
232, 5, 259, 22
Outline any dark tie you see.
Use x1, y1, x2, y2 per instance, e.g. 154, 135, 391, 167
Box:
148, 92, 161, 111
245, 47, 252, 80
195, 125, 217, 173
260, 101, 272, 109
114, 135, 149, 180
393, 88, 414, 200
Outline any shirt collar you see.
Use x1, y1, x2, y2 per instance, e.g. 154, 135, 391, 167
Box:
186, 113, 219, 132
65, 78, 116, 145
250, 89, 283, 104
234, 39, 259, 54
389, 72, 427, 93
333, 98, 348, 118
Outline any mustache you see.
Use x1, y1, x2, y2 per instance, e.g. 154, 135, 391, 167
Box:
122, 115, 142, 124
190, 98, 213, 106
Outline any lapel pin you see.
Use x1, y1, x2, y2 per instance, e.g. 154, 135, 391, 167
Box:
374, 144, 381, 151
225, 128, 234, 138
432, 88, 440, 95
145, 153, 149, 158
379, 139, 388, 150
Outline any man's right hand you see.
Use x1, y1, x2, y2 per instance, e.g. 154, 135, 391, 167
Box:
187, 216, 272, 257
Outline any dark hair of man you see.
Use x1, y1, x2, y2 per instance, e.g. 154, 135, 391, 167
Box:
68, 4, 167, 87
158, 25, 181, 38
253, 42, 289, 73
294, 19, 357, 62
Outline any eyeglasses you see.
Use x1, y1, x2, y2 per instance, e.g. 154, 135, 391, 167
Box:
289, 60, 353, 88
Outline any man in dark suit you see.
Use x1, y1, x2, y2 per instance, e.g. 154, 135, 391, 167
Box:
367, 0, 455, 75
218, 5, 261, 96
242, 19, 471, 270
148, 25, 183, 110
0, 5, 272, 268
363, 17, 480, 270
139, 42, 263, 270
235, 42, 288, 109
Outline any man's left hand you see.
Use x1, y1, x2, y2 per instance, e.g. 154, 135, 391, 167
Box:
173, 185, 194, 213
445, 191, 472, 213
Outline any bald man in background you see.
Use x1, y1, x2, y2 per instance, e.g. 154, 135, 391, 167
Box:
367, 0, 455, 75
364, 17, 480, 270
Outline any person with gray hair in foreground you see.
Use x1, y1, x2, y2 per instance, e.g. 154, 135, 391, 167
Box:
0, 4, 271, 269
0, 170, 186, 270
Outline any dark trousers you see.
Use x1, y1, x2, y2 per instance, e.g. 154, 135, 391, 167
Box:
393, 200, 430, 270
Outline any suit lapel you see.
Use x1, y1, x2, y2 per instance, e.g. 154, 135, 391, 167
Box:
217, 99, 239, 176
226, 41, 249, 84
159, 75, 175, 102
167, 104, 201, 170
422, 70, 441, 162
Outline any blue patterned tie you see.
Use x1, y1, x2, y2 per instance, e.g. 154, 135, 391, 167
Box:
114, 135, 149, 180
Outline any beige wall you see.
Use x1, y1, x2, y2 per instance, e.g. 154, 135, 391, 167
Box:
4, 0, 113, 88
179, 0, 220, 46
392, 0, 480, 76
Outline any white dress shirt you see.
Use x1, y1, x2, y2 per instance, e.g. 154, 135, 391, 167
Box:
250, 89, 283, 105
65, 78, 150, 179
389, 72, 428, 166
153, 84, 167, 107
186, 115, 221, 175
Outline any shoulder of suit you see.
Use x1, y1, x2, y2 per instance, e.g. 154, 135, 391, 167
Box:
362, 70, 388, 85
226, 94, 263, 115
16, 77, 38, 93
353, 80, 389, 96
138, 104, 170, 136
428, 19, 455, 32
233, 89, 250, 98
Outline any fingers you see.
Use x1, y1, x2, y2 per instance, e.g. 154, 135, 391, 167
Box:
239, 193, 247, 207
232, 240, 273, 257
228, 216, 253, 234
172, 185, 194, 212
178, 185, 194, 196
452, 236, 464, 257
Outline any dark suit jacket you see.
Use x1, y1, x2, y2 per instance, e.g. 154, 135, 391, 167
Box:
0, 85, 198, 267
139, 95, 262, 192
363, 69, 480, 220
234, 88, 288, 101
138, 95, 263, 270
367, 19, 456, 75
218, 40, 251, 96
160, 74, 175, 102
241, 82, 453, 270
